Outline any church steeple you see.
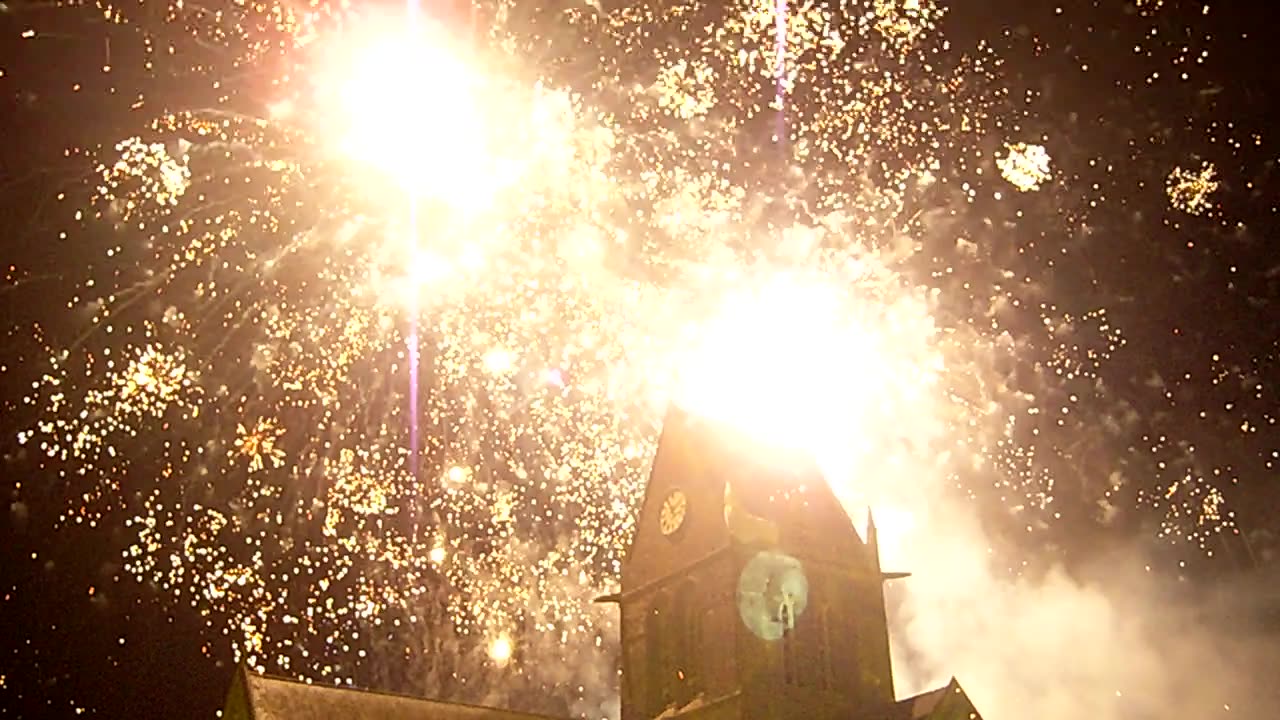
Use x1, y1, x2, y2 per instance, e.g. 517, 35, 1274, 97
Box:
866, 508, 879, 565
617, 406, 899, 720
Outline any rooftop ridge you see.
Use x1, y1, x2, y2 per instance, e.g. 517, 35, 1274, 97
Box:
243, 671, 571, 720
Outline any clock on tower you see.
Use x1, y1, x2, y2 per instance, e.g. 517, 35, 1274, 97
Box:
659, 489, 688, 536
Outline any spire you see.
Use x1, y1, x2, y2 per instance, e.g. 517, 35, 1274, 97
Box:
866, 506, 879, 568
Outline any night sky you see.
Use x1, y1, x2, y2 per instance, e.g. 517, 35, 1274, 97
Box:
1, 1, 1278, 719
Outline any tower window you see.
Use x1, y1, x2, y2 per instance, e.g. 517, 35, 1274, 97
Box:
783, 604, 831, 689
672, 581, 700, 703
698, 603, 725, 689
814, 606, 831, 690
831, 607, 859, 694
645, 602, 668, 716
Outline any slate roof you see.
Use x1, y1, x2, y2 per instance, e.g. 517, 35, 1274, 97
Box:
225, 668, 569, 720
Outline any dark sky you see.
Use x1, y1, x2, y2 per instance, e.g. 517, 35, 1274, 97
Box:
1, 1, 1278, 718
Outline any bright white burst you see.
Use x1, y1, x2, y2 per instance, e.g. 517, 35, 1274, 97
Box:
674, 265, 945, 477
314, 16, 516, 210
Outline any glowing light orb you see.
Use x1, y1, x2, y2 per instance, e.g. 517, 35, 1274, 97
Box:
482, 348, 516, 375
326, 26, 491, 205
488, 635, 513, 664
428, 546, 447, 564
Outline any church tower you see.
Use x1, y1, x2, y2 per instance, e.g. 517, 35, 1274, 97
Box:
221, 404, 984, 720
615, 406, 907, 720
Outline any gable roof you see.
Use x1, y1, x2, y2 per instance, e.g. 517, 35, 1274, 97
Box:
894, 678, 982, 720
622, 404, 866, 587
224, 667, 569, 720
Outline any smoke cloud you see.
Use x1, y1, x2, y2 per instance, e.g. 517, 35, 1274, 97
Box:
835, 483, 1280, 720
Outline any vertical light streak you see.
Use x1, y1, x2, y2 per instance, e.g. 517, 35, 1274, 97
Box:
406, 0, 422, 538
408, 285, 420, 478
774, 0, 788, 146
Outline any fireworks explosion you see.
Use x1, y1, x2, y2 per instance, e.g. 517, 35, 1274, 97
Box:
1, 0, 1276, 718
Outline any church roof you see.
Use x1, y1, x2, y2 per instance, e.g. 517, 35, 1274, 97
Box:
662, 405, 852, 521
628, 405, 862, 559
224, 668, 568, 720
225, 670, 981, 720
893, 679, 981, 720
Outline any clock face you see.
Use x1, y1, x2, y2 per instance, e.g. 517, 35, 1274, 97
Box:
659, 489, 688, 536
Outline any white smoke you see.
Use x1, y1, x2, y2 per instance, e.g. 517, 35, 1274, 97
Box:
829, 477, 1280, 720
